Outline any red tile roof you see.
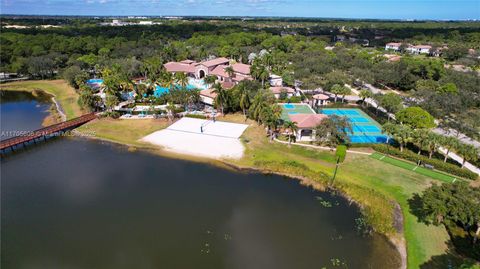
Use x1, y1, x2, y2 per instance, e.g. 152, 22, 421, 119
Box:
163, 61, 196, 73
210, 65, 229, 77
200, 88, 217, 99
232, 63, 251, 74
270, 86, 295, 94
199, 57, 230, 68
288, 114, 328, 128
386, 42, 402, 47
312, 94, 329, 100
221, 81, 235, 89
412, 45, 432, 49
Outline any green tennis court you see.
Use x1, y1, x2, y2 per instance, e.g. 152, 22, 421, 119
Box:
280, 103, 316, 121
370, 152, 458, 183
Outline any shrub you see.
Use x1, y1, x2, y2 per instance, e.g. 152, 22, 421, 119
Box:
288, 96, 302, 103
102, 111, 120, 119
372, 144, 478, 180
184, 114, 207, 119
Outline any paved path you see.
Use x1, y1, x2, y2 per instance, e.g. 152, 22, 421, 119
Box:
438, 147, 480, 175
433, 128, 480, 149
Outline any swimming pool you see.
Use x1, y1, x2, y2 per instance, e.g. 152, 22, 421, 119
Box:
87, 79, 104, 84
320, 108, 388, 144
153, 78, 208, 97
86, 79, 104, 89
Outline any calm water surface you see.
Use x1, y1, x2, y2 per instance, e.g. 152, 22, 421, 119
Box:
1, 91, 401, 269
1, 91, 51, 140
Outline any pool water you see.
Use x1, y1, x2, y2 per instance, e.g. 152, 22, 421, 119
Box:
86, 79, 104, 84
86, 79, 104, 90
154, 78, 208, 97
154, 84, 197, 97
320, 108, 388, 144
283, 104, 295, 109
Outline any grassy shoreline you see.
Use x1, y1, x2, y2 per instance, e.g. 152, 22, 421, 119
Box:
77, 113, 461, 268
0, 80, 84, 120
1, 80, 460, 268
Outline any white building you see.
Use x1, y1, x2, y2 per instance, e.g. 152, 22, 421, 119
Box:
269, 74, 283, 86
406, 45, 432, 54
385, 42, 402, 51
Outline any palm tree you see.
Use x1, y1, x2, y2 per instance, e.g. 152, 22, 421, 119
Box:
224, 66, 235, 79
412, 129, 430, 155
283, 120, 298, 146
339, 86, 351, 103
441, 136, 459, 163
382, 123, 412, 152
249, 92, 268, 123
425, 132, 442, 159
359, 89, 373, 107
264, 104, 282, 141
270, 103, 282, 120
212, 83, 228, 115
135, 83, 148, 98
330, 84, 343, 103
160, 71, 175, 91
251, 62, 269, 87
263, 112, 277, 142
238, 83, 251, 119
261, 53, 274, 71
175, 72, 189, 89
457, 143, 479, 168
204, 75, 217, 86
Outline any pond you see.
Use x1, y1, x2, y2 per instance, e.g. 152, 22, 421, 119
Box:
0, 91, 401, 269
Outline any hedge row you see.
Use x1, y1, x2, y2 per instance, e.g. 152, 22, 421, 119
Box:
184, 114, 207, 119
372, 144, 478, 180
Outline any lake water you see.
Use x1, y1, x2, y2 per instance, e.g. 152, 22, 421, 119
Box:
0, 90, 51, 140
0, 91, 401, 269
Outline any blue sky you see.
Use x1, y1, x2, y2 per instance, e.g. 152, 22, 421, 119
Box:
1, 0, 479, 20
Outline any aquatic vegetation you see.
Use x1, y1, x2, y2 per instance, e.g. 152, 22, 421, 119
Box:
316, 196, 333, 208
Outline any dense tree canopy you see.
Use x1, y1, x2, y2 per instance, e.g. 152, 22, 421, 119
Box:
395, 107, 436, 129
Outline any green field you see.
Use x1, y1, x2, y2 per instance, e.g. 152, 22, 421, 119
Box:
370, 152, 457, 183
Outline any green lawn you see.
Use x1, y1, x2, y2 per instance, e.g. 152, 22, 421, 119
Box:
370, 152, 457, 183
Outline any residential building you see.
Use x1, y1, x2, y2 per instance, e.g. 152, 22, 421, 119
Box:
288, 114, 329, 141
385, 42, 402, 51
406, 45, 432, 54
199, 89, 216, 106
269, 74, 283, 86
270, 86, 296, 99
163, 57, 253, 84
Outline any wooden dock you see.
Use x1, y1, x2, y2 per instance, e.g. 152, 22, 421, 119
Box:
0, 113, 97, 152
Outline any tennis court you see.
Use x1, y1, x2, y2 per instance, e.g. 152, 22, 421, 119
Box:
320, 108, 388, 143
370, 152, 457, 183
280, 103, 316, 121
